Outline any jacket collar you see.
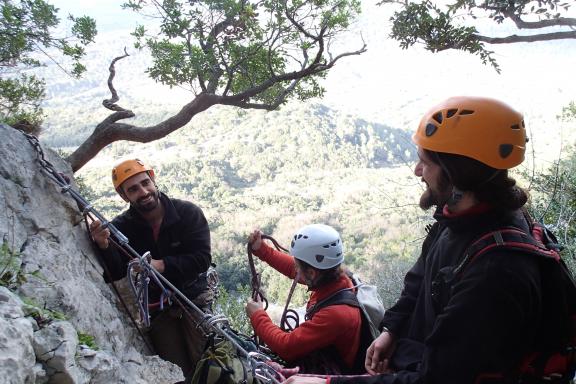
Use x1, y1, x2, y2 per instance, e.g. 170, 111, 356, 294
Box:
433, 202, 521, 234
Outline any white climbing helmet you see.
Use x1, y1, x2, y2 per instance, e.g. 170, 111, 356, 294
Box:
290, 224, 344, 270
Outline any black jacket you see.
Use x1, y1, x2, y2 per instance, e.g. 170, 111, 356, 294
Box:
98, 193, 211, 300
333, 207, 542, 384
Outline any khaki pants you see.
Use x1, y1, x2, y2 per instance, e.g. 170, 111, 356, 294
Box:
148, 290, 214, 380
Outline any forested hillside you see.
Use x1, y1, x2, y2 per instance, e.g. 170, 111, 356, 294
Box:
42, 95, 576, 312
30, 0, 576, 313
49, 101, 423, 307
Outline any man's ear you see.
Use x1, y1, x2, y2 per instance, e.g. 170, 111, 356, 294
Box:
117, 188, 130, 203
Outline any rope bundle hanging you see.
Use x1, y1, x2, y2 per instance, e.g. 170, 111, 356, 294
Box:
247, 234, 301, 333
22, 132, 284, 384
247, 234, 289, 310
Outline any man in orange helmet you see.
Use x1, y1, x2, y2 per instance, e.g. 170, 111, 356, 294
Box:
89, 159, 212, 381
285, 97, 553, 384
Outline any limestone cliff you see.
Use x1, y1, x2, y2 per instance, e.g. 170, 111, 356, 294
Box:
0, 123, 183, 383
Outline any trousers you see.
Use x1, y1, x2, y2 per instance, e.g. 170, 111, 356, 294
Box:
148, 289, 214, 380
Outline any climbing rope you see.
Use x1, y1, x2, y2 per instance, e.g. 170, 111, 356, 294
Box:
247, 234, 301, 333
279, 274, 301, 332
247, 234, 290, 308
22, 132, 283, 384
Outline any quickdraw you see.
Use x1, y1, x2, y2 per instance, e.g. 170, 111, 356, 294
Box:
23, 132, 284, 384
127, 251, 172, 327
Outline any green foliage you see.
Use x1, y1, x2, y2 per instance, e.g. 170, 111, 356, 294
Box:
559, 101, 576, 122
22, 296, 67, 327
0, 74, 45, 126
122, 0, 361, 104
75, 174, 98, 202
0, 239, 23, 288
526, 105, 576, 271
382, 0, 574, 72
214, 285, 252, 335
0, 0, 96, 124
451, 0, 573, 24
388, 1, 499, 72
528, 146, 576, 270
77, 332, 98, 349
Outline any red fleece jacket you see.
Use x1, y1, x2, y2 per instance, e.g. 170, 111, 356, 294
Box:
249, 242, 362, 368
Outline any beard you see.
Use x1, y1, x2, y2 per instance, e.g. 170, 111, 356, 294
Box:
419, 177, 451, 211
132, 190, 160, 212
419, 188, 439, 210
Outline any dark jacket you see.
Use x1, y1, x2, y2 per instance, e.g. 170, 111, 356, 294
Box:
98, 193, 211, 300
332, 206, 542, 384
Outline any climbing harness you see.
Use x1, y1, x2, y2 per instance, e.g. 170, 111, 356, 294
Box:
23, 132, 284, 384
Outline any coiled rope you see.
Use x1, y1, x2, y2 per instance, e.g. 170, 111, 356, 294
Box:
247, 234, 301, 333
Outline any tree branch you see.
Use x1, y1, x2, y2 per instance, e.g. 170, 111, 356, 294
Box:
102, 48, 131, 112
67, 93, 221, 172
220, 42, 366, 107
475, 30, 576, 44
505, 11, 576, 29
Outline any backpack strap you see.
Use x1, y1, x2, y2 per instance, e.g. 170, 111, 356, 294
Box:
454, 225, 560, 279
305, 288, 359, 321
457, 223, 576, 383
304, 286, 376, 374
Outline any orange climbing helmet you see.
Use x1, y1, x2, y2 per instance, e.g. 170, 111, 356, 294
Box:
111, 159, 155, 191
413, 96, 527, 169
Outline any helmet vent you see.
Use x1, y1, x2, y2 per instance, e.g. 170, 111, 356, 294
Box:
322, 242, 339, 248
425, 123, 437, 137
315, 255, 325, 263
447, 109, 458, 118
499, 144, 513, 158
510, 124, 520, 130
459, 109, 474, 115
432, 112, 443, 124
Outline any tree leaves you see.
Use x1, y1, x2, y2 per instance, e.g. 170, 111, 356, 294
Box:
385, 0, 575, 72
123, 0, 362, 103
0, 0, 97, 125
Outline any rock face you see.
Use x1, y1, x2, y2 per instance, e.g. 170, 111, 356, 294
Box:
0, 124, 183, 383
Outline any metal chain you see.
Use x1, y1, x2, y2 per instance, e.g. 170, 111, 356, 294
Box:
22, 132, 282, 383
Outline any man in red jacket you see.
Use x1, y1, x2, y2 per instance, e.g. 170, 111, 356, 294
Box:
246, 224, 363, 374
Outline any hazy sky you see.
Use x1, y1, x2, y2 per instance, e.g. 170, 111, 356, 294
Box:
45, 0, 576, 166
